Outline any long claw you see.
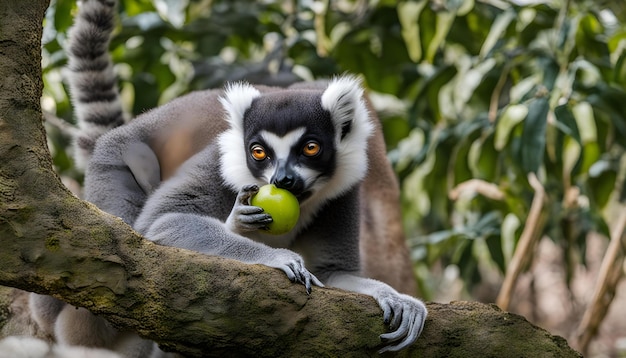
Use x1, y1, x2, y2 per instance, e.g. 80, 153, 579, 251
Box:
311, 275, 324, 288
383, 306, 392, 325
374, 291, 427, 353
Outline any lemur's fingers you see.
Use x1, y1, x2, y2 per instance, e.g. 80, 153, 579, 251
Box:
237, 184, 259, 205
233, 205, 268, 222
227, 185, 271, 233
377, 293, 427, 353
310, 274, 324, 288
266, 249, 323, 294
285, 262, 323, 294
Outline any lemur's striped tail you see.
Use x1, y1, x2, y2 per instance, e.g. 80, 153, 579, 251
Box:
67, 0, 126, 169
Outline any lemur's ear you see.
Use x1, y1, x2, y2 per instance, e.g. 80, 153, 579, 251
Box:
321, 76, 370, 141
219, 82, 261, 132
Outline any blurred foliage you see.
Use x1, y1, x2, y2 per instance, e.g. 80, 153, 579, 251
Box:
42, 0, 626, 301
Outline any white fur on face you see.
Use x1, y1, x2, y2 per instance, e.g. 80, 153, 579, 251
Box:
218, 83, 262, 191
218, 77, 374, 230
258, 128, 307, 182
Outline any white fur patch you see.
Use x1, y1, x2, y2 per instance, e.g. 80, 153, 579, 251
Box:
219, 82, 261, 133
311, 76, 374, 207
218, 77, 373, 233
260, 129, 305, 160
259, 128, 306, 181
218, 82, 262, 191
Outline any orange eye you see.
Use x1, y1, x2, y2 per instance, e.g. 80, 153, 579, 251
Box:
251, 144, 267, 161
303, 141, 321, 157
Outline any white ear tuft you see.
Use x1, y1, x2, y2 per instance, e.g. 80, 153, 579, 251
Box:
321, 76, 370, 140
219, 82, 261, 133
314, 75, 374, 202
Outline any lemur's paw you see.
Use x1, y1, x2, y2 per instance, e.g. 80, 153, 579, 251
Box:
263, 249, 324, 294
226, 184, 273, 233
376, 291, 427, 353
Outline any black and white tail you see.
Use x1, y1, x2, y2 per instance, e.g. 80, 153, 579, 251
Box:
67, 0, 126, 169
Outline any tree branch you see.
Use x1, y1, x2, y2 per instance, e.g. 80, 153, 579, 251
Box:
0, 1, 581, 357
576, 208, 626, 354
496, 173, 547, 310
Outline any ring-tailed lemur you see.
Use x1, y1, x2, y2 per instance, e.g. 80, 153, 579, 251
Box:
30, 0, 427, 355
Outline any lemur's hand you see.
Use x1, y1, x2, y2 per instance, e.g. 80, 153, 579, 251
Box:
226, 184, 272, 233
225, 185, 322, 293
261, 248, 324, 294
375, 290, 427, 353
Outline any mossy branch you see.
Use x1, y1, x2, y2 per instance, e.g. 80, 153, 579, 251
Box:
0, 1, 580, 357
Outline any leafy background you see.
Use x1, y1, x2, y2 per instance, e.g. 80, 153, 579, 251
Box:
42, 0, 626, 356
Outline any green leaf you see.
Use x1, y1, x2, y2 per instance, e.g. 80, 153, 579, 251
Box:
398, 1, 427, 62
479, 9, 515, 58
615, 50, 626, 85
427, 11, 456, 63
572, 102, 596, 144
555, 104, 582, 178
580, 142, 601, 178
561, 136, 581, 180
469, 132, 498, 180
121, 0, 156, 16
570, 101, 600, 174
486, 234, 505, 273
154, 0, 189, 28
453, 134, 475, 184
554, 104, 581, 143
449, 58, 497, 116
382, 116, 411, 150
510, 74, 541, 104
53, 0, 76, 34
520, 97, 549, 174
587, 86, 626, 142
587, 160, 617, 209
455, 240, 480, 286
423, 66, 458, 123
495, 104, 528, 150
501, 213, 520, 267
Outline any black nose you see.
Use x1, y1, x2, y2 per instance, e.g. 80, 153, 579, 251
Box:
271, 161, 301, 192
275, 174, 295, 189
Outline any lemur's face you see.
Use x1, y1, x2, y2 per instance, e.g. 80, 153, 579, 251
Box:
218, 77, 373, 207
242, 93, 337, 201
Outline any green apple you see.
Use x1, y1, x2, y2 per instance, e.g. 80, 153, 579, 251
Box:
251, 184, 300, 235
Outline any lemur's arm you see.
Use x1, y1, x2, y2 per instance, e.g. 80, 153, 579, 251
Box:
84, 124, 160, 226
299, 188, 427, 353
133, 146, 322, 293
326, 274, 427, 352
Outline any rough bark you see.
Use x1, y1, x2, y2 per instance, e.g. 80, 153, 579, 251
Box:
0, 1, 582, 357
0, 286, 581, 358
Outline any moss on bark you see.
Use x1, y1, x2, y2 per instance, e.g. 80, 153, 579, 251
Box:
0, 1, 583, 357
